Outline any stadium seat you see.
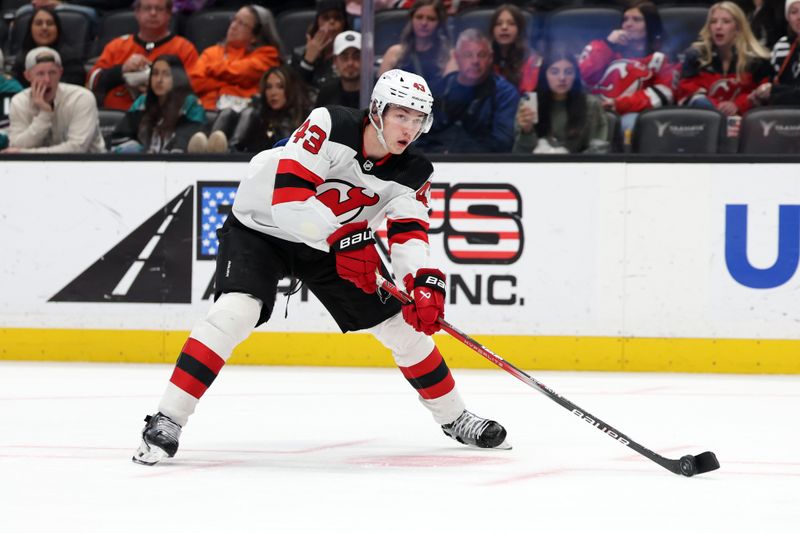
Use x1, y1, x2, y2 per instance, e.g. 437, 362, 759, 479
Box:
276, 9, 315, 57
205, 109, 219, 128
0, 17, 7, 55
632, 107, 724, 154
97, 108, 125, 149
545, 6, 622, 57
0, 0, 26, 17
738, 107, 800, 154
660, 5, 709, 60
90, 9, 179, 59
9, 9, 94, 57
651, 0, 712, 5
605, 110, 622, 153
210, 107, 239, 138
184, 9, 235, 52
374, 9, 408, 57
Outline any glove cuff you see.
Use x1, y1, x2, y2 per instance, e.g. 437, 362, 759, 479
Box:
413, 268, 446, 296
327, 221, 375, 251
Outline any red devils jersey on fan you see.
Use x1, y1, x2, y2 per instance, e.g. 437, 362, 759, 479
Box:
676, 47, 773, 113
494, 54, 541, 93
579, 40, 676, 114
232, 105, 434, 283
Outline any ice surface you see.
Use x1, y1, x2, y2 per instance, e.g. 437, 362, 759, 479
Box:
0, 362, 798, 532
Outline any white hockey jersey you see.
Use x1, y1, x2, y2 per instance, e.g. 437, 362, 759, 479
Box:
232, 105, 435, 283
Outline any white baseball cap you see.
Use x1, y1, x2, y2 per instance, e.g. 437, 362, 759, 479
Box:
25, 46, 62, 70
333, 30, 361, 56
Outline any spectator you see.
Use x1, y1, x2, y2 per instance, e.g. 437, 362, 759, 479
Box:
735, 0, 785, 49
12, 7, 86, 88
395, 0, 479, 15
379, 0, 455, 91
490, 3, 542, 94
3, 47, 105, 153
288, 0, 348, 95
13, 0, 98, 27
110, 54, 206, 153
189, 4, 281, 111
513, 52, 608, 155
225, 65, 312, 153
341, 0, 398, 31
87, 0, 198, 111
752, 0, 800, 105
317, 30, 361, 108
579, 1, 676, 136
676, 1, 772, 117
0, 50, 24, 150
418, 29, 520, 153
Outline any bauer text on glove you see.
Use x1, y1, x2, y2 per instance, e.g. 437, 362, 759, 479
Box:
401, 268, 446, 335
326, 221, 381, 294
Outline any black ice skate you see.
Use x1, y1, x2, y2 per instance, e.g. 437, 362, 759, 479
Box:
442, 409, 511, 450
132, 412, 182, 465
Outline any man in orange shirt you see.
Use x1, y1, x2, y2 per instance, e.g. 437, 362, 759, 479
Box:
87, 0, 198, 110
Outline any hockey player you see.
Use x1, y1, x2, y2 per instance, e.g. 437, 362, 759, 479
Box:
133, 69, 509, 465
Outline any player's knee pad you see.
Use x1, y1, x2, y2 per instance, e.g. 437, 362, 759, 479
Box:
191, 292, 262, 358
368, 313, 434, 367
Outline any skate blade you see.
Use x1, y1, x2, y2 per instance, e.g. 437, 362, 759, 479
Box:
492, 439, 512, 450
465, 438, 513, 451
131, 441, 169, 466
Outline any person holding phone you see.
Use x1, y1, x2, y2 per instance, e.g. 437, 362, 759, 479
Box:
513, 52, 608, 154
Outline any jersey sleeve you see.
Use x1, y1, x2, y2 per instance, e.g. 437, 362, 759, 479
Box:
270, 107, 340, 251
384, 172, 434, 284
675, 48, 708, 105
614, 53, 676, 114
579, 40, 615, 87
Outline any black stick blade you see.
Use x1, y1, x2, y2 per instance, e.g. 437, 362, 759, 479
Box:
679, 452, 720, 477
693, 451, 720, 475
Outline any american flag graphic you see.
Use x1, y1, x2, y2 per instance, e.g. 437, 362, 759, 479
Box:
198, 183, 237, 258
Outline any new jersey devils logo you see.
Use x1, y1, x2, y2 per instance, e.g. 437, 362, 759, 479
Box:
594, 59, 650, 98
316, 179, 380, 223
708, 78, 740, 100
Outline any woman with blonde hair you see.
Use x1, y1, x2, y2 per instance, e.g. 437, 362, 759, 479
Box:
676, 1, 772, 116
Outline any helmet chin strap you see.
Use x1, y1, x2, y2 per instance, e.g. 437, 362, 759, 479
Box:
368, 110, 390, 151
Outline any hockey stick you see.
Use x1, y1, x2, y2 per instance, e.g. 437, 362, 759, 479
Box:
377, 273, 720, 477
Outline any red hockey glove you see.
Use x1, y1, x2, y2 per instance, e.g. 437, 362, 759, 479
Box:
401, 268, 446, 335
327, 221, 380, 294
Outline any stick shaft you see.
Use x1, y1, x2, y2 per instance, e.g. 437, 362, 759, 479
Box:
377, 274, 683, 475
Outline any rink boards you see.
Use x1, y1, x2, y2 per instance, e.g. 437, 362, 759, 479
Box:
1, 159, 799, 373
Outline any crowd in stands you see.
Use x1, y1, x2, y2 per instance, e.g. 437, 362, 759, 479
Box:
0, 0, 799, 155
